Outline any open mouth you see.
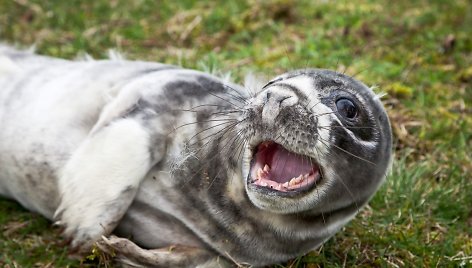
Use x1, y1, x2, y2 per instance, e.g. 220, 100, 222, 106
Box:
249, 141, 321, 193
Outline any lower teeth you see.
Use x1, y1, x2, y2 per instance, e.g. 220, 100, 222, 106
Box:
254, 168, 314, 190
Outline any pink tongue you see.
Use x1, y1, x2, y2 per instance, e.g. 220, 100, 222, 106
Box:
269, 145, 314, 183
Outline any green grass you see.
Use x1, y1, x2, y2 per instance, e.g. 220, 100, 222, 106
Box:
1, 0, 471, 267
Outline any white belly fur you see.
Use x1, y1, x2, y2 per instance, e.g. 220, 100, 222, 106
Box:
0, 50, 166, 218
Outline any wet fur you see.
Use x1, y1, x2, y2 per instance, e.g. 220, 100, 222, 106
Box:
0, 46, 392, 267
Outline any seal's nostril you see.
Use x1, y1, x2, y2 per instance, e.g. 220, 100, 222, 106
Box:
279, 96, 291, 105
263, 91, 271, 104
264, 90, 295, 106
260, 90, 299, 125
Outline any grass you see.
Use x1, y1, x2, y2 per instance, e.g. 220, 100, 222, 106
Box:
0, 0, 471, 267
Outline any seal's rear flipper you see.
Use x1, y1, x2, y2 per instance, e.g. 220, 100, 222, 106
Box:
54, 117, 154, 250
97, 235, 232, 268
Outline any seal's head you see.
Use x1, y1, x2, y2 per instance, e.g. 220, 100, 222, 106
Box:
240, 69, 392, 214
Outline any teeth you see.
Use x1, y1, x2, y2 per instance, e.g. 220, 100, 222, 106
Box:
302, 174, 309, 184
257, 168, 263, 178
263, 164, 270, 172
253, 167, 318, 191
288, 174, 307, 186
253, 165, 317, 191
256, 166, 270, 180
288, 177, 295, 186
295, 175, 304, 184
288, 178, 294, 186
302, 174, 310, 185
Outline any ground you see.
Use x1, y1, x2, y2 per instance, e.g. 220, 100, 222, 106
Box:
0, 0, 471, 267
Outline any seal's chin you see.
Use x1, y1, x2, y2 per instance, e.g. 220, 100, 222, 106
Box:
248, 141, 321, 194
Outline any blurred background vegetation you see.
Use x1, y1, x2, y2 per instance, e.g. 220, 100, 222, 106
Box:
0, 0, 471, 267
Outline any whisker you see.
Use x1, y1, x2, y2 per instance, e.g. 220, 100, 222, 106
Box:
315, 111, 337, 117
243, 80, 257, 98
231, 138, 248, 185
222, 84, 250, 102
199, 89, 244, 109
190, 122, 240, 149
186, 104, 235, 110
187, 121, 237, 143
191, 128, 246, 188
189, 117, 247, 157
235, 139, 247, 171
207, 164, 224, 190
314, 145, 360, 215
170, 109, 241, 118
318, 125, 374, 130
351, 68, 367, 79
317, 137, 376, 166
223, 83, 247, 97
180, 125, 243, 189
341, 60, 349, 75
209, 110, 242, 116
218, 89, 249, 105
283, 43, 294, 70
170, 118, 238, 132
308, 101, 322, 111
310, 149, 326, 225
170, 108, 242, 119
193, 78, 248, 109
224, 129, 249, 158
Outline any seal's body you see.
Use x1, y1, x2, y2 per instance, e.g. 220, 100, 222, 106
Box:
0, 47, 392, 267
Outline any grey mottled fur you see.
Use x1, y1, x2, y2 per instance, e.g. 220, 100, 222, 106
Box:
0, 46, 392, 267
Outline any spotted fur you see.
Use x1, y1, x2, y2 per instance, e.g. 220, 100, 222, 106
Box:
0, 47, 392, 267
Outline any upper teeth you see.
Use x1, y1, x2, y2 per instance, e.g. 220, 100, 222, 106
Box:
263, 164, 270, 172
257, 166, 270, 178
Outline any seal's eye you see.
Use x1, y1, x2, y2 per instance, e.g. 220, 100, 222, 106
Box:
336, 98, 358, 119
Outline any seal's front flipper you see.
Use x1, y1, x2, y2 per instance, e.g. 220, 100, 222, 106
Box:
54, 118, 153, 250
97, 235, 232, 268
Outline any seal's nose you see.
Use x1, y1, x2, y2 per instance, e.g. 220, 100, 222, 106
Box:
260, 88, 298, 124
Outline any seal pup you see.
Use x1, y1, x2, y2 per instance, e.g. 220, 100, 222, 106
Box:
0, 46, 392, 267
